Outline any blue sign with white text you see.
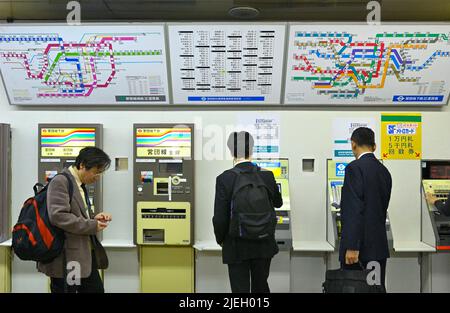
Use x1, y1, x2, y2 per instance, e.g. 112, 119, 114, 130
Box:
336, 163, 348, 177
188, 96, 265, 102
393, 95, 443, 102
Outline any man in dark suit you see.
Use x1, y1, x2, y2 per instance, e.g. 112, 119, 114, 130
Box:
339, 127, 392, 289
427, 192, 450, 216
213, 131, 283, 293
38, 147, 111, 293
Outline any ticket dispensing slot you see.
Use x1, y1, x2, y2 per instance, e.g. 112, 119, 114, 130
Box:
143, 229, 165, 244
154, 178, 170, 196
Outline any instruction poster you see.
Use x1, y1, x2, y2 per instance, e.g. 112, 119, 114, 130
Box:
169, 24, 285, 105
237, 113, 280, 159
332, 118, 377, 161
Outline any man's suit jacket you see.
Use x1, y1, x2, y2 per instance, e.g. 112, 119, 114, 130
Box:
213, 162, 283, 264
436, 194, 450, 216
339, 153, 392, 263
37, 168, 108, 278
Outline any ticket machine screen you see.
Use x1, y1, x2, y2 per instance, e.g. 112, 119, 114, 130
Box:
430, 165, 450, 179
136, 128, 191, 158
40, 128, 96, 157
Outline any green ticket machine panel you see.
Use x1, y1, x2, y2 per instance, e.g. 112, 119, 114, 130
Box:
134, 124, 194, 245
38, 124, 104, 216
253, 159, 291, 251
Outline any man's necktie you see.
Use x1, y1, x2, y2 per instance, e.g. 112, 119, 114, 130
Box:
80, 183, 93, 218
81, 183, 97, 249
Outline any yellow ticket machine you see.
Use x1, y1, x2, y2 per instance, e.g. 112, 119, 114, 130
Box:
0, 124, 11, 292
134, 124, 194, 292
253, 159, 292, 250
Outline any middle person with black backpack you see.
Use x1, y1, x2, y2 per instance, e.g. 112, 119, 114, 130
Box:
213, 131, 283, 293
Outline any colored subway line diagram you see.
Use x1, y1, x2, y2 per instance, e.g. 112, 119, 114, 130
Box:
0, 33, 163, 98
136, 129, 192, 147
41, 128, 96, 147
291, 31, 450, 99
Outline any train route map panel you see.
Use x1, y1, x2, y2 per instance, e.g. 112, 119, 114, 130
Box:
0, 24, 169, 105
284, 24, 450, 106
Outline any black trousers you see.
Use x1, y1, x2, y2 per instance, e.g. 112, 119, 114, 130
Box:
227, 258, 272, 293
341, 259, 387, 290
50, 251, 104, 293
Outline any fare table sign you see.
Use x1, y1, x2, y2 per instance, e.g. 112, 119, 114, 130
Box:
381, 113, 422, 160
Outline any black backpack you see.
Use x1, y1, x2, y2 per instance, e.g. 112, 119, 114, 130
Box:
228, 166, 277, 240
12, 173, 73, 264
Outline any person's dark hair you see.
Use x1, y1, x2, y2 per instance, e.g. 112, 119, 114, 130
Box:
227, 131, 254, 159
351, 127, 376, 148
74, 147, 111, 171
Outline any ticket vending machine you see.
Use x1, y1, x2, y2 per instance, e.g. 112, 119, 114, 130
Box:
252, 158, 291, 292
134, 124, 194, 293
253, 159, 292, 250
421, 160, 450, 292
0, 124, 11, 292
38, 124, 104, 217
326, 160, 393, 256
421, 161, 450, 250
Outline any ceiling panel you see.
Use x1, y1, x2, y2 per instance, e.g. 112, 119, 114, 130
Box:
0, 0, 448, 21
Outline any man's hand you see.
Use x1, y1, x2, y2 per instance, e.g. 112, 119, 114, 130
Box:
96, 220, 108, 232
426, 192, 438, 205
95, 213, 112, 223
345, 250, 360, 265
